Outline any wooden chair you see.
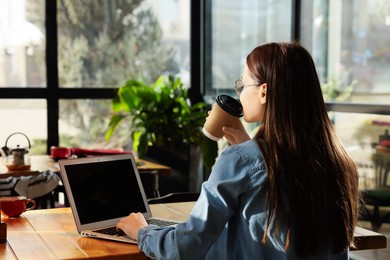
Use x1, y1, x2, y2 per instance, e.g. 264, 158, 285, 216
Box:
362, 152, 390, 231
147, 192, 200, 204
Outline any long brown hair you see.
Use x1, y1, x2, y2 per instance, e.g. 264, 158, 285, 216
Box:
248, 42, 359, 255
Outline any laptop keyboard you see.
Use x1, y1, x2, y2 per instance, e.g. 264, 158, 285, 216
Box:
93, 219, 178, 236
146, 218, 178, 227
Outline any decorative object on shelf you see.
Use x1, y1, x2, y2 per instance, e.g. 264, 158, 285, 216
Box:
106, 75, 218, 169
321, 77, 357, 102
1, 132, 31, 172
376, 129, 390, 154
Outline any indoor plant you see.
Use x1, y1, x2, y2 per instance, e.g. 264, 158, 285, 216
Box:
105, 75, 218, 169
321, 77, 357, 102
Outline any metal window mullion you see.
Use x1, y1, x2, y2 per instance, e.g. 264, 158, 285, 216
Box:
46, 0, 59, 153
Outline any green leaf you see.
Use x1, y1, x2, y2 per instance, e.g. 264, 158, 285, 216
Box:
106, 74, 218, 168
111, 93, 124, 112
105, 114, 126, 140
131, 131, 141, 153
137, 133, 150, 157
199, 134, 218, 168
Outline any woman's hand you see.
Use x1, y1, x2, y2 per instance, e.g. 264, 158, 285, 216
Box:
222, 126, 250, 145
116, 212, 148, 240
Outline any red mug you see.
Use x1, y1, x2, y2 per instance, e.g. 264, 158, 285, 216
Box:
0, 196, 36, 217
50, 146, 70, 159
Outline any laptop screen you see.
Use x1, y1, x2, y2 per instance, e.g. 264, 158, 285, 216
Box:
63, 157, 147, 225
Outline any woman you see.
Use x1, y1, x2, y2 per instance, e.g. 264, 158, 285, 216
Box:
117, 42, 360, 259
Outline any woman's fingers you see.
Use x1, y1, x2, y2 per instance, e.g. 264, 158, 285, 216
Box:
116, 212, 148, 240
222, 126, 250, 145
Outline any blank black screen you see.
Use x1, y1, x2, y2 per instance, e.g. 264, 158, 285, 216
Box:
65, 158, 147, 224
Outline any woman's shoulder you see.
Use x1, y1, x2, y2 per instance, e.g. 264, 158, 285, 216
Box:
218, 140, 265, 173
227, 139, 262, 160
209, 139, 267, 189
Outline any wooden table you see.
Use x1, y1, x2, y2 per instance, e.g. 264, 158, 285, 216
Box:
353, 226, 388, 252
30, 155, 172, 176
0, 155, 171, 201
0, 202, 386, 259
0, 155, 171, 178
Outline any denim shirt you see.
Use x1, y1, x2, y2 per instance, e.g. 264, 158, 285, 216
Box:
137, 140, 349, 260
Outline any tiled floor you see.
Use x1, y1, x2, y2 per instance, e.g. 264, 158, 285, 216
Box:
350, 221, 390, 260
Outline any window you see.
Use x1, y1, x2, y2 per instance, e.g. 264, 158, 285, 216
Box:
0, 0, 190, 153
202, 0, 390, 179
56, 0, 190, 149
0, 0, 45, 88
330, 111, 390, 189
0, 0, 46, 153
203, 0, 390, 105
299, 0, 390, 187
301, 0, 390, 105
203, 0, 292, 99
0, 99, 47, 154
1, 0, 389, 160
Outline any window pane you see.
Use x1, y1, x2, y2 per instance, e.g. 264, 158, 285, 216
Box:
59, 99, 131, 149
204, 0, 292, 97
0, 99, 47, 155
0, 0, 46, 87
331, 112, 390, 189
57, 0, 190, 88
301, 0, 390, 105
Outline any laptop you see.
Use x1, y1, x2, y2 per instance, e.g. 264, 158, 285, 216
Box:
58, 153, 179, 244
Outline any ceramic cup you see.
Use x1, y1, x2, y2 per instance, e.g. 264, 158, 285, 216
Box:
50, 146, 70, 159
202, 94, 244, 141
0, 196, 36, 217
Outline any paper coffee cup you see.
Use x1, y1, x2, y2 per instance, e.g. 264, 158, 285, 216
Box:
202, 95, 244, 141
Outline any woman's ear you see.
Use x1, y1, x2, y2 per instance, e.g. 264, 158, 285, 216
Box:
259, 83, 267, 104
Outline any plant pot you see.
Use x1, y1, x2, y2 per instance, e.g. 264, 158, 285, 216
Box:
145, 143, 203, 193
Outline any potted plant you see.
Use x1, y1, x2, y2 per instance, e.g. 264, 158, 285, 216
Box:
321, 77, 357, 102
105, 75, 218, 170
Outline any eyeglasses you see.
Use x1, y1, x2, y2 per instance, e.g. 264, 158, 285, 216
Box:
234, 79, 258, 97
